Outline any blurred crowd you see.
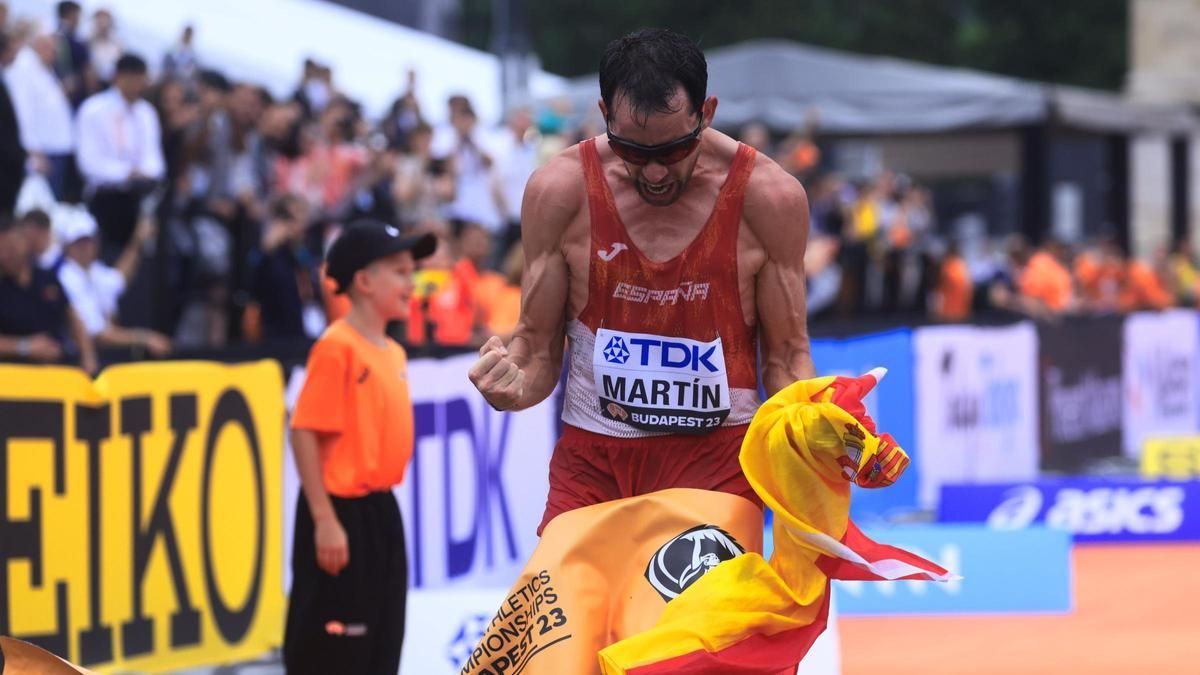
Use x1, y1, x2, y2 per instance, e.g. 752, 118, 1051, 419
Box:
1, 2, 1197, 373
741, 123, 1196, 325
0, 1, 548, 370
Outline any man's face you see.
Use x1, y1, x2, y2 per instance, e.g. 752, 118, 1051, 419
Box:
460, 226, 492, 264
360, 250, 416, 321
601, 85, 714, 207
199, 84, 225, 113
62, 8, 80, 30
0, 228, 30, 276
510, 109, 533, 138
32, 36, 55, 66
451, 110, 475, 136
65, 237, 98, 266
115, 71, 148, 102
230, 85, 263, 125
22, 223, 51, 256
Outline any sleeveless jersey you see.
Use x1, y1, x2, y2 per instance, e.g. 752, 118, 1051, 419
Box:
562, 138, 760, 438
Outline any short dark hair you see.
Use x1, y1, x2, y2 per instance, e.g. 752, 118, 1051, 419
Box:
198, 69, 231, 93
57, 1, 81, 19
599, 28, 707, 124
115, 53, 148, 76
18, 209, 51, 230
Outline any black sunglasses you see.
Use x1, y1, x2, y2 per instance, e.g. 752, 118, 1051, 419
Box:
606, 120, 703, 166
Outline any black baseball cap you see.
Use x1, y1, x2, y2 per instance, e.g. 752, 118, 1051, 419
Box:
325, 220, 437, 294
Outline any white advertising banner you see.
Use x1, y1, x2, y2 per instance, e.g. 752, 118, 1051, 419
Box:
283, 353, 559, 592
914, 322, 1040, 508
1123, 310, 1200, 458
400, 588, 508, 675
399, 587, 840, 675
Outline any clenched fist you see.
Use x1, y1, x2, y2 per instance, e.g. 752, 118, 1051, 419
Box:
468, 336, 526, 411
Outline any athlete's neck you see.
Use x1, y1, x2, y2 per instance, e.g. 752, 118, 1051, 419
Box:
344, 303, 389, 348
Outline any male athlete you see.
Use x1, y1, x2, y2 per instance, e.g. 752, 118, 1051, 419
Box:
469, 28, 815, 534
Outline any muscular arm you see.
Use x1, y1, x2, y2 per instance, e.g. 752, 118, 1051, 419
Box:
748, 166, 815, 396
503, 160, 579, 410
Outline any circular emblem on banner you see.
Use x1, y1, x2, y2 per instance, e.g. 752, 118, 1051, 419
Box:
447, 613, 491, 669
644, 524, 744, 602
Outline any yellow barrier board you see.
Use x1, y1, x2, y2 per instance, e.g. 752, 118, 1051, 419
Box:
1, 361, 285, 673
1141, 436, 1200, 479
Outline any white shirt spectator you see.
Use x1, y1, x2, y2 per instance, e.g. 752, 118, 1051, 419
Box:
4, 47, 74, 154
491, 130, 538, 223
58, 256, 125, 336
432, 124, 502, 231
54, 202, 124, 335
75, 88, 165, 191
90, 37, 123, 83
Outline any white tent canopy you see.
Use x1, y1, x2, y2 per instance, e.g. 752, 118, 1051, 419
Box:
565, 39, 1198, 135
7, 0, 567, 123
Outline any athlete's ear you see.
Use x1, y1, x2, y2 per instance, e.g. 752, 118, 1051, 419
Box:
701, 96, 718, 129
597, 98, 609, 124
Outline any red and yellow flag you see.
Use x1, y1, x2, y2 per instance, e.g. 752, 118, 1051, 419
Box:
464, 371, 952, 675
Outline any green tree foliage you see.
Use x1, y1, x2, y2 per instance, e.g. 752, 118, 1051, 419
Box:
463, 0, 1127, 91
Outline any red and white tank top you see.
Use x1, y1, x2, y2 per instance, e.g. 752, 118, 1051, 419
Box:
562, 138, 760, 438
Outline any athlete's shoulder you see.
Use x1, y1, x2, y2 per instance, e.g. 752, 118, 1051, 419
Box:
742, 149, 809, 236
521, 142, 588, 232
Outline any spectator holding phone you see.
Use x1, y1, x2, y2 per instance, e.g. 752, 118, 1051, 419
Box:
55, 206, 172, 357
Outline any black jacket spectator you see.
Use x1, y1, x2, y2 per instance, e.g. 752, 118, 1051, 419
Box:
0, 46, 27, 214
0, 215, 68, 356
250, 197, 322, 339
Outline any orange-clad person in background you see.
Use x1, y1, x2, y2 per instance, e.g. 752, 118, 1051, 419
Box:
1019, 240, 1075, 314
284, 221, 435, 675
1119, 248, 1173, 312
406, 234, 483, 347
480, 243, 524, 338
933, 244, 972, 322
1073, 238, 1124, 313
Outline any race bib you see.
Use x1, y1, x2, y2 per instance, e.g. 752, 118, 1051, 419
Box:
593, 328, 731, 434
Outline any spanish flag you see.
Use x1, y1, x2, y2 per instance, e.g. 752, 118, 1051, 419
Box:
462, 371, 953, 675
598, 371, 954, 674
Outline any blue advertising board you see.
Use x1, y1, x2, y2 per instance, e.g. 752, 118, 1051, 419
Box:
832, 525, 1072, 615
938, 478, 1200, 543
810, 329, 919, 522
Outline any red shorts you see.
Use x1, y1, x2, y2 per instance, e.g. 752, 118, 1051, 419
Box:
538, 424, 763, 534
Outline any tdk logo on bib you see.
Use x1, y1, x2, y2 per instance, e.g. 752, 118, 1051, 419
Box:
624, 338, 720, 373
603, 336, 630, 364
593, 328, 731, 434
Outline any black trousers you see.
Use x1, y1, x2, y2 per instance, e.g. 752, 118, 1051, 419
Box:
88, 187, 142, 263
283, 491, 408, 675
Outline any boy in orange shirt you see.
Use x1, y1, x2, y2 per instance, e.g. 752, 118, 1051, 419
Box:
284, 220, 435, 675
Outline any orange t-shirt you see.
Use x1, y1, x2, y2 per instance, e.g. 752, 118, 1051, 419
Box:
291, 319, 414, 497
486, 285, 522, 336
1120, 261, 1172, 311
936, 256, 972, 321
1020, 251, 1073, 312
